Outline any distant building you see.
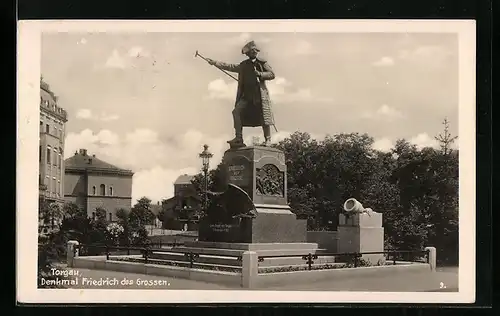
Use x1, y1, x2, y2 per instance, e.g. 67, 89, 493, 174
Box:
39, 77, 68, 204
39, 77, 68, 235
64, 149, 134, 221
162, 174, 202, 230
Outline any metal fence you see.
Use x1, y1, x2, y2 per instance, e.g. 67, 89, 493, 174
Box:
257, 249, 430, 270
77, 241, 184, 258
76, 243, 429, 272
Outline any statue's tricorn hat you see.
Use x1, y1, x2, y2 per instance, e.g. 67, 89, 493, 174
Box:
241, 41, 260, 54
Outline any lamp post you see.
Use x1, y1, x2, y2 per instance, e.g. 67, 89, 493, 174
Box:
198, 144, 213, 214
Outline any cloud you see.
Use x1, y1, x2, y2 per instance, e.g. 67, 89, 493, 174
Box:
104, 49, 128, 69
102, 46, 152, 70
64, 128, 230, 202
376, 104, 403, 118
206, 76, 332, 104
398, 45, 453, 67
127, 46, 150, 58
100, 113, 120, 122
409, 133, 439, 149
75, 109, 92, 119
293, 40, 315, 55
236, 33, 251, 44
132, 166, 198, 203
74, 109, 120, 122
77, 38, 87, 45
229, 33, 270, 44
372, 56, 395, 67
362, 104, 404, 121
372, 137, 394, 152
207, 79, 237, 100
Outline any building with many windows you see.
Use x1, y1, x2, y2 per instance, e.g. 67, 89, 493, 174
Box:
39, 78, 67, 204
64, 149, 134, 221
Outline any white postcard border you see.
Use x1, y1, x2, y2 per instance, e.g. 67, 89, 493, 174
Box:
17, 19, 476, 304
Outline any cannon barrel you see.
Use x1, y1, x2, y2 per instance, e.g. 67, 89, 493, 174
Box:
343, 198, 375, 215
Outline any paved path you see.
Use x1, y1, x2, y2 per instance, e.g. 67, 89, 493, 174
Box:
60, 267, 458, 292
262, 267, 458, 292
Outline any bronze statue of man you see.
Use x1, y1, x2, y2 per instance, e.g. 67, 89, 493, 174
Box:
205, 41, 276, 147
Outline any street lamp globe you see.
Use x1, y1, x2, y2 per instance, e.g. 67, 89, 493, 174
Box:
199, 144, 213, 171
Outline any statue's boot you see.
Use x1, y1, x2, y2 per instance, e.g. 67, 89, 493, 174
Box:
227, 136, 243, 144
262, 125, 271, 146
227, 127, 244, 146
262, 137, 271, 147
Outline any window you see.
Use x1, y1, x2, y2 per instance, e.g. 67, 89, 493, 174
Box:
53, 151, 57, 166
92, 212, 96, 221
46, 148, 51, 164
57, 180, 61, 195
58, 154, 62, 169
92, 186, 96, 195
109, 186, 113, 196
100, 184, 106, 196
109, 213, 112, 222
39, 145, 42, 162
45, 124, 50, 134
40, 121, 43, 130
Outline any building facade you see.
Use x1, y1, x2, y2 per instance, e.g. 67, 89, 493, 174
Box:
162, 174, 202, 231
64, 149, 134, 221
39, 78, 67, 204
39, 78, 68, 236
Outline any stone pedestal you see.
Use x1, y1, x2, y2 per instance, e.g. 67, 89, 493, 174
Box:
198, 146, 307, 243
337, 212, 385, 265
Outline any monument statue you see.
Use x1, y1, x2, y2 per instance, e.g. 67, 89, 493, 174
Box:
197, 41, 277, 148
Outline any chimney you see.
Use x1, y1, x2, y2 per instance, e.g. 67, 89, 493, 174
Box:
79, 149, 87, 156
88, 158, 92, 164
92, 154, 96, 157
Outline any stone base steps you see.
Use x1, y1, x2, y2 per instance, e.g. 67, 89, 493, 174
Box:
185, 241, 319, 251
159, 246, 331, 258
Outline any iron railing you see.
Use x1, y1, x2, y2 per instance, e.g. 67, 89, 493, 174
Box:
75, 243, 241, 269
76, 241, 185, 259
257, 249, 430, 270
75, 245, 429, 272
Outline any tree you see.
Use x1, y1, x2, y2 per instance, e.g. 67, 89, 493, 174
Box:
88, 207, 108, 244
58, 202, 92, 243
115, 208, 132, 245
130, 197, 156, 227
38, 199, 65, 288
434, 118, 458, 156
39, 198, 64, 231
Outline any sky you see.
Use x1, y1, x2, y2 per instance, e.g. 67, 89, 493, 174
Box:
41, 31, 459, 203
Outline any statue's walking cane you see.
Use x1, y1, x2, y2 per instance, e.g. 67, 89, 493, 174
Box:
195, 50, 238, 81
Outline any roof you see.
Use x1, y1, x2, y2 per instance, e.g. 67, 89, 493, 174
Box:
174, 174, 195, 185
64, 149, 133, 175
150, 204, 162, 216
40, 79, 68, 122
